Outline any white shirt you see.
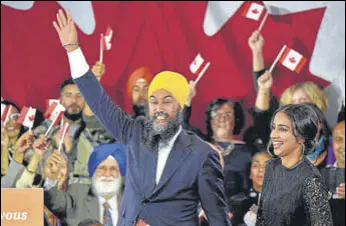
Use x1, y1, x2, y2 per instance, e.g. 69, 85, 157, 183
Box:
67, 47, 90, 79
156, 126, 182, 184
98, 195, 119, 225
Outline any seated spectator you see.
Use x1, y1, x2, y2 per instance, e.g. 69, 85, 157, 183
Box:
320, 121, 345, 226
126, 66, 154, 117
248, 30, 334, 168
27, 75, 114, 185
183, 82, 253, 212
1, 100, 43, 173
43, 143, 126, 226
1, 130, 34, 188
231, 152, 270, 226
13, 134, 68, 226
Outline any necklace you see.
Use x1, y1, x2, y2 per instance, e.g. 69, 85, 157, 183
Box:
289, 155, 304, 169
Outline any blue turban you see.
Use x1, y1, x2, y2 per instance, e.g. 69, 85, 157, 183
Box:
88, 143, 127, 177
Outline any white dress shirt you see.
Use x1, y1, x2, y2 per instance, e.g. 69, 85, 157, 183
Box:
156, 126, 182, 185
67, 47, 90, 79
99, 195, 119, 225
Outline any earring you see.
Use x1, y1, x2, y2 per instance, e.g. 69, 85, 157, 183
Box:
302, 143, 305, 155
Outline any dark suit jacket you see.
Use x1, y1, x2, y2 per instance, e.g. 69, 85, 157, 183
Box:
44, 183, 100, 226
74, 71, 231, 226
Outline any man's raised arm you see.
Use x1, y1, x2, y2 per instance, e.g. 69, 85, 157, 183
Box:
53, 8, 134, 144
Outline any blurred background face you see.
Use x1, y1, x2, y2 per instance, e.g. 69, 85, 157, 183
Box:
211, 103, 235, 138
132, 79, 149, 107
4, 106, 21, 139
60, 84, 85, 119
250, 153, 270, 190
92, 157, 122, 198
333, 122, 345, 167
291, 88, 312, 104
148, 89, 180, 133
270, 112, 302, 157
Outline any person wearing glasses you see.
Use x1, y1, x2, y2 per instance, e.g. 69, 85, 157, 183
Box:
1, 100, 43, 176
183, 87, 253, 223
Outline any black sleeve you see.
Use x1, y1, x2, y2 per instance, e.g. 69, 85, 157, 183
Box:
182, 105, 209, 141
252, 69, 266, 92
337, 103, 345, 123
303, 177, 333, 226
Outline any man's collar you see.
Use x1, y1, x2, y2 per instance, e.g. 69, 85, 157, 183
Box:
98, 195, 118, 210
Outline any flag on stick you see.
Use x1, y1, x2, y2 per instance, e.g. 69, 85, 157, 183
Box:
45, 99, 60, 111
279, 46, 307, 73
17, 106, 37, 130
57, 122, 70, 152
269, 45, 287, 73
44, 102, 65, 136
242, 2, 266, 21
99, 26, 113, 62
190, 53, 211, 85
1, 104, 12, 123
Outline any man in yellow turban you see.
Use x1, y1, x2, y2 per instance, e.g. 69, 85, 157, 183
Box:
53, 8, 231, 226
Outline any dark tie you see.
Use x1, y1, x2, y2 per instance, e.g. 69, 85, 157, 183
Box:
103, 201, 113, 226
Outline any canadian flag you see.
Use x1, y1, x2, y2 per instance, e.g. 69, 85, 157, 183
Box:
101, 26, 113, 51
1, 104, 12, 122
242, 2, 266, 21
279, 46, 307, 73
44, 102, 65, 126
57, 122, 71, 152
58, 121, 71, 139
190, 53, 211, 84
45, 99, 60, 111
17, 106, 37, 129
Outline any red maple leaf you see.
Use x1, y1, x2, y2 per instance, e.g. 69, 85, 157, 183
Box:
252, 8, 259, 14
28, 115, 35, 121
289, 57, 296, 63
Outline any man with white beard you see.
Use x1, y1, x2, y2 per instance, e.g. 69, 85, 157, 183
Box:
43, 143, 126, 226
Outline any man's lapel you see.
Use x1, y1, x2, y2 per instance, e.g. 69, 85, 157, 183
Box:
151, 130, 192, 196
86, 188, 101, 220
141, 143, 158, 199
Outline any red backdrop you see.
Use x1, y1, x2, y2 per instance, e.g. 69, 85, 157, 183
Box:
1, 1, 328, 135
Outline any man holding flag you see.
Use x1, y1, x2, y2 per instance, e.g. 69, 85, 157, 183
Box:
53, 8, 231, 226
25, 76, 115, 186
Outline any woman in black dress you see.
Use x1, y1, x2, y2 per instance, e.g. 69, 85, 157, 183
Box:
256, 103, 333, 225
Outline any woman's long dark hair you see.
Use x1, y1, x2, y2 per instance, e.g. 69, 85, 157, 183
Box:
268, 103, 320, 156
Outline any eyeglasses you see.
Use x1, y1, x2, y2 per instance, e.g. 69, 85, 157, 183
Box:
211, 112, 234, 119
9, 113, 20, 121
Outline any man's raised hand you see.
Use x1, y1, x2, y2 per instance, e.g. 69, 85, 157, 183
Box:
53, 8, 79, 52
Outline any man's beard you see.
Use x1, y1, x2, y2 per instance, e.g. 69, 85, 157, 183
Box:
64, 109, 82, 122
132, 104, 148, 118
91, 175, 124, 199
141, 111, 182, 149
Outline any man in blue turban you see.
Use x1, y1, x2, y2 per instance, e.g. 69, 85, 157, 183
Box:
44, 143, 126, 226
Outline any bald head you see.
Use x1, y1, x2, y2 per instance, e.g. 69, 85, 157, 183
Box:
333, 121, 345, 168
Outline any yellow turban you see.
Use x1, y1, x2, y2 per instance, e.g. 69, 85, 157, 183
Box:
148, 71, 190, 108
